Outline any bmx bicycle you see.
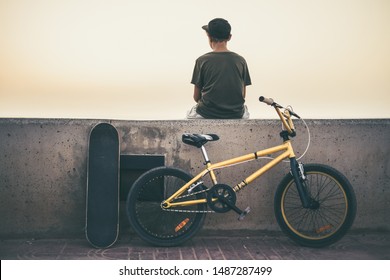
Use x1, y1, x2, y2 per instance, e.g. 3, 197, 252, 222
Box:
126, 96, 357, 247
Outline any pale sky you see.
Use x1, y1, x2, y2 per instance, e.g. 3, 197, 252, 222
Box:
0, 0, 389, 120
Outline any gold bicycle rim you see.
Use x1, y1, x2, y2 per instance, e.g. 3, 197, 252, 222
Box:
281, 171, 349, 240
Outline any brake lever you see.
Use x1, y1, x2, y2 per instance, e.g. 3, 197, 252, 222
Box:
284, 105, 301, 119
288, 109, 301, 119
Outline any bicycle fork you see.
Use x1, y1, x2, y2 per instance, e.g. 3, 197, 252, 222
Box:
290, 158, 312, 209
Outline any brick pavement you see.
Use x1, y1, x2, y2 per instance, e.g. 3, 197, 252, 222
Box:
0, 231, 389, 260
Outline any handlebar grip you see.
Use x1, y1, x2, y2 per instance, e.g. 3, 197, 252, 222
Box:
259, 96, 275, 106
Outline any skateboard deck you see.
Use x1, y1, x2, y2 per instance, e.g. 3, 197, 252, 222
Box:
86, 123, 120, 248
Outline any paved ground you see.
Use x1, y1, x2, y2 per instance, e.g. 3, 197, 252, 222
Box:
0, 231, 389, 260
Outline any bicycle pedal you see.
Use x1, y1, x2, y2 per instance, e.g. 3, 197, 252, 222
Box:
238, 206, 251, 221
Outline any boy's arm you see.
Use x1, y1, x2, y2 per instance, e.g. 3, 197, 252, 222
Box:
193, 85, 202, 102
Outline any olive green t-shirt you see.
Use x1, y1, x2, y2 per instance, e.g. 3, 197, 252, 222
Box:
191, 51, 251, 119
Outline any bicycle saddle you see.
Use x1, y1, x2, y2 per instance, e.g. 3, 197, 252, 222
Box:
182, 133, 219, 148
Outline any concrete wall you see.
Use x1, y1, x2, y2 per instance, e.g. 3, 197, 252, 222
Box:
0, 118, 389, 238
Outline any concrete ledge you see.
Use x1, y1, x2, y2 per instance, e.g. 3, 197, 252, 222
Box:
0, 118, 389, 238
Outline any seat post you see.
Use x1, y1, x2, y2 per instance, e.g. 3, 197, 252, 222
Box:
200, 145, 218, 185
200, 146, 211, 164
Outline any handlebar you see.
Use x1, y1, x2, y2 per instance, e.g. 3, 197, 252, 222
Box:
259, 96, 275, 106
259, 96, 300, 137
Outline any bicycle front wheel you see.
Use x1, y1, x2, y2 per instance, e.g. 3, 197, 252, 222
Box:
126, 166, 207, 246
274, 164, 356, 247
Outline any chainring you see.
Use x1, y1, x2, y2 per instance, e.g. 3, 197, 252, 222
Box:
206, 184, 237, 213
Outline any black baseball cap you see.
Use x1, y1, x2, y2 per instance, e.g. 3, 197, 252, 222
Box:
202, 18, 231, 40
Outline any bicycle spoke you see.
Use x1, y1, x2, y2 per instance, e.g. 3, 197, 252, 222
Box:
281, 170, 351, 239
127, 167, 207, 246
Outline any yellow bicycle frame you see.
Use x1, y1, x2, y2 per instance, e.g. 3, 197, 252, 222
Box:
162, 140, 296, 209
162, 105, 298, 209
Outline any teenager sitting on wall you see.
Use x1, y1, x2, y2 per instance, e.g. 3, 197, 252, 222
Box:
187, 18, 252, 119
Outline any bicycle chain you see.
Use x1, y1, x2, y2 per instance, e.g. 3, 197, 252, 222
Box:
161, 187, 216, 214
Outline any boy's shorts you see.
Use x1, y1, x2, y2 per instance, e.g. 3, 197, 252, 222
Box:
186, 104, 250, 119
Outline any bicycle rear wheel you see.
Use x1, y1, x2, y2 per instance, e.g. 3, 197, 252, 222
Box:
274, 164, 356, 247
126, 166, 207, 246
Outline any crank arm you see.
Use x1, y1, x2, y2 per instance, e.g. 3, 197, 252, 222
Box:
219, 197, 243, 215
219, 197, 251, 220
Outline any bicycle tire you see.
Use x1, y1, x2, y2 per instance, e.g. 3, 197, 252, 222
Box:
126, 166, 207, 246
274, 164, 356, 247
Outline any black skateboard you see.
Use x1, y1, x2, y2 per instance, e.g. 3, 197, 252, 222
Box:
86, 123, 120, 248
